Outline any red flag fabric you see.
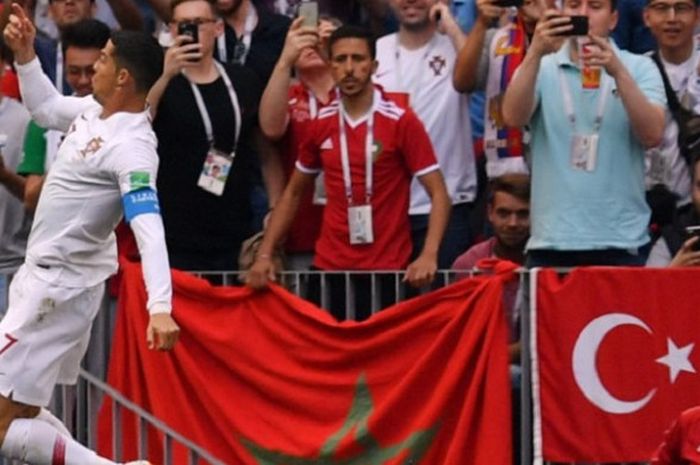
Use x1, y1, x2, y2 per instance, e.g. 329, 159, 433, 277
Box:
532, 267, 700, 463
98, 260, 514, 465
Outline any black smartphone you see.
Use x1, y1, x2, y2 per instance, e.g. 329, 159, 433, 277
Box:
178, 21, 199, 44
553, 15, 589, 36
495, 0, 525, 7
686, 225, 700, 251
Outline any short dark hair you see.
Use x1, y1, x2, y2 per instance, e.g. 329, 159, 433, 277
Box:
328, 24, 376, 60
61, 19, 110, 54
170, 0, 217, 18
110, 30, 164, 94
488, 174, 531, 204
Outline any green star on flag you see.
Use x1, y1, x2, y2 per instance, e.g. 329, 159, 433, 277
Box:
240, 374, 437, 465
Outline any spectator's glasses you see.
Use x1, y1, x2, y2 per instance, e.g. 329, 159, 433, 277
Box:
171, 18, 218, 28
647, 2, 696, 14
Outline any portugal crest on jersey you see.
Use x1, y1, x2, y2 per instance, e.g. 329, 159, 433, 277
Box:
79, 136, 104, 158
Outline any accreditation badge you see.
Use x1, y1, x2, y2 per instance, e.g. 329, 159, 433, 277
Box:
198, 148, 234, 196
348, 204, 374, 245
570, 134, 598, 172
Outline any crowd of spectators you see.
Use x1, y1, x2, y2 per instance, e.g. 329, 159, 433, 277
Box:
1, 0, 700, 309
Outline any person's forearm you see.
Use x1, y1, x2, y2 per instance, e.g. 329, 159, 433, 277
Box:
614, 67, 664, 148
259, 61, 293, 140
445, 18, 467, 51
453, 19, 488, 93
257, 183, 304, 256
0, 169, 25, 201
420, 183, 451, 260
105, 0, 144, 30
146, 73, 175, 120
502, 50, 542, 127
23, 175, 43, 212
256, 131, 285, 208
129, 212, 173, 314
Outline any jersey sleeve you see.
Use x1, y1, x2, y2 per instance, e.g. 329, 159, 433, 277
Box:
397, 109, 440, 177
295, 118, 322, 174
113, 141, 172, 314
17, 121, 47, 176
15, 57, 97, 132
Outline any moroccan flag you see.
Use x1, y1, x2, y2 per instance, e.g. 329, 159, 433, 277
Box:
532, 267, 700, 463
97, 260, 513, 465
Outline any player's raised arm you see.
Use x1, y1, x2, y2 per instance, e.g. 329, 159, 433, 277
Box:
4, 4, 95, 132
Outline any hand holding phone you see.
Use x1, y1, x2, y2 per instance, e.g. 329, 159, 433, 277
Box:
298, 1, 319, 28
686, 226, 700, 252
177, 21, 199, 44
552, 15, 589, 36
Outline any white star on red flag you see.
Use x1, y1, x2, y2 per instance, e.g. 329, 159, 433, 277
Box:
656, 339, 696, 383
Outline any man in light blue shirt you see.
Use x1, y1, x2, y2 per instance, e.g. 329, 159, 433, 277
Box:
501, 0, 666, 267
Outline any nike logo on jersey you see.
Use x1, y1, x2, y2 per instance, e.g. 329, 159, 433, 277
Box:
320, 138, 333, 150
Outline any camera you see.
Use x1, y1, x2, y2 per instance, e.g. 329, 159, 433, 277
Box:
685, 225, 700, 251
553, 15, 589, 36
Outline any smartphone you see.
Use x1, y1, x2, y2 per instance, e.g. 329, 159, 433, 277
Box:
495, 0, 525, 8
686, 225, 700, 251
298, 1, 319, 28
553, 15, 589, 36
178, 21, 199, 44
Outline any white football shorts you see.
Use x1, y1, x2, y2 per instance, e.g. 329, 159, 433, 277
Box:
0, 264, 105, 406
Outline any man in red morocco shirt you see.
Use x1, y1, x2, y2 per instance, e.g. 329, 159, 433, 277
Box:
247, 24, 450, 321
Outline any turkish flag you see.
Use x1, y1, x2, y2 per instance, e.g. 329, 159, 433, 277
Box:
533, 267, 700, 463
97, 260, 513, 465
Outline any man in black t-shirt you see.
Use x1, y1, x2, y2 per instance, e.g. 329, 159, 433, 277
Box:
147, 0, 283, 271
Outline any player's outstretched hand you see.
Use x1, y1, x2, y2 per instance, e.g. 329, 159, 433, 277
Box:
147, 313, 180, 351
3, 4, 36, 64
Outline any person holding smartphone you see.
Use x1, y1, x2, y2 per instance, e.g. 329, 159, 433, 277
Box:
453, 0, 545, 180
648, 155, 700, 267
501, 0, 667, 267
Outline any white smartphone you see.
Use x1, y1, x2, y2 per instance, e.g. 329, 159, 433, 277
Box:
298, 1, 319, 28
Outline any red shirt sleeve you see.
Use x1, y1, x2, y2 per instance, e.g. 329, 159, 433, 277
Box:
397, 108, 439, 176
295, 116, 322, 174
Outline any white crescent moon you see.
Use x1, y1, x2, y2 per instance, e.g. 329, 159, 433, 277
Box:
572, 313, 656, 414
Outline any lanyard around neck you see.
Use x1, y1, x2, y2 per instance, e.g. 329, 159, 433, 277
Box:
55, 42, 63, 94
217, 4, 257, 64
338, 90, 375, 205
557, 65, 611, 133
393, 35, 436, 99
187, 61, 242, 151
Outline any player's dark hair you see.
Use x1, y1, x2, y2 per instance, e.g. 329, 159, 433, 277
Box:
110, 30, 164, 94
61, 19, 110, 54
328, 25, 376, 60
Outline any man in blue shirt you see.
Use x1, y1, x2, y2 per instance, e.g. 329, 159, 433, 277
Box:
501, 0, 666, 267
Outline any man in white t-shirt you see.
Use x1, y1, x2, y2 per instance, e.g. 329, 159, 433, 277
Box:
374, 0, 477, 269
2, 5, 178, 465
